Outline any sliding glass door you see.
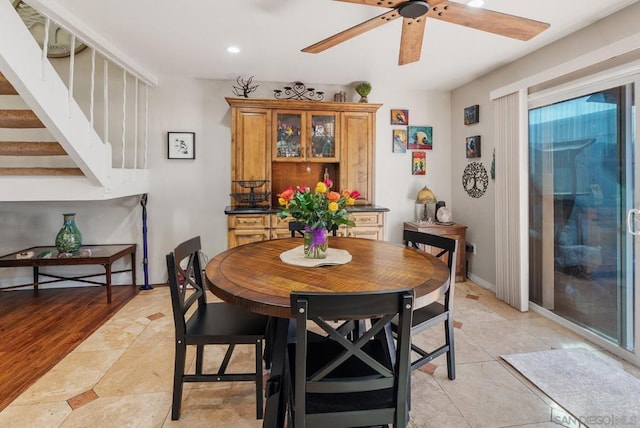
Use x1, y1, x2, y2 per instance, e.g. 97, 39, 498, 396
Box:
528, 82, 636, 351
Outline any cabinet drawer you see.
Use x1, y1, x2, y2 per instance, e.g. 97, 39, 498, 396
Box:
228, 214, 270, 229
228, 229, 270, 248
347, 227, 383, 240
349, 212, 383, 226
270, 214, 293, 229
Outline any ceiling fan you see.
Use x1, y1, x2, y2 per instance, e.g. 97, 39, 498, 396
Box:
302, 0, 550, 65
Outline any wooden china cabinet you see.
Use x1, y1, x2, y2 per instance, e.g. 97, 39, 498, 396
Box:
226, 97, 387, 248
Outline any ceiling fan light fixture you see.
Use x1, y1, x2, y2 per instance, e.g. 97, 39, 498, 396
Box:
398, 1, 430, 19
466, 0, 485, 7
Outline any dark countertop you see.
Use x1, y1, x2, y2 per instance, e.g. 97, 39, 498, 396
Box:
225, 205, 390, 215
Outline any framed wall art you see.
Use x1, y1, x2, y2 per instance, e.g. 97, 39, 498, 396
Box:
392, 129, 407, 153
412, 151, 426, 175
464, 104, 479, 125
407, 126, 432, 150
390, 109, 409, 125
466, 135, 481, 158
168, 131, 195, 159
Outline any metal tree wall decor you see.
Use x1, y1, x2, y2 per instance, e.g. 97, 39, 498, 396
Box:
232, 76, 258, 98
462, 162, 489, 198
274, 82, 324, 101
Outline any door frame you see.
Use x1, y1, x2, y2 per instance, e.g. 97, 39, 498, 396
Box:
525, 69, 639, 367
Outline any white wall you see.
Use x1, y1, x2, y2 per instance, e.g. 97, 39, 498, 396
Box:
373, 86, 452, 243
450, 1, 640, 287
0, 78, 451, 286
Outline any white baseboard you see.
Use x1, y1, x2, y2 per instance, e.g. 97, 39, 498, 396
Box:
466, 272, 496, 293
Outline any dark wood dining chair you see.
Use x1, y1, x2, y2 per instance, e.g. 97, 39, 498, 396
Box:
287, 289, 414, 428
165, 236, 270, 420
289, 221, 338, 237
392, 229, 457, 379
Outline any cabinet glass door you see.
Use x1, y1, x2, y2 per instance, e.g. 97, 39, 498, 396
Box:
274, 112, 304, 160
310, 113, 338, 161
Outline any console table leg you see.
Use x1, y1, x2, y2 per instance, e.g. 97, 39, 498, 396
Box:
131, 251, 137, 289
33, 266, 39, 293
104, 264, 112, 304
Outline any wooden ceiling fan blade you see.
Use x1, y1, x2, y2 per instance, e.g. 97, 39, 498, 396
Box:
333, 0, 402, 7
398, 17, 426, 65
428, 1, 550, 41
333, 0, 449, 7
302, 9, 401, 54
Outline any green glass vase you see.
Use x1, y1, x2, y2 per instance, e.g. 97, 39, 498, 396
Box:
55, 213, 82, 253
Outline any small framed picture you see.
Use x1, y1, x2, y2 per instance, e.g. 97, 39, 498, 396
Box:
407, 126, 432, 150
390, 109, 409, 125
412, 151, 426, 175
168, 132, 195, 159
392, 129, 407, 153
466, 135, 481, 158
464, 105, 479, 125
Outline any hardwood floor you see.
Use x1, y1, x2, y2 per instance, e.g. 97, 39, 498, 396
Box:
0, 285, 138, 411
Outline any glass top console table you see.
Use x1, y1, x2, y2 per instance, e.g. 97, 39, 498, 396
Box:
0, 244, 136, 303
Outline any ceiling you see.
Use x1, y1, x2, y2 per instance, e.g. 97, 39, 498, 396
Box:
36, 0, 639, 90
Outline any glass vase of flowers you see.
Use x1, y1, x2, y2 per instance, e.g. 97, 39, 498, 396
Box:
278, 179, 359, 259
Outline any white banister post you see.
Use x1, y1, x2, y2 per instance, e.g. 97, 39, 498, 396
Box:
90, 48, 95, 127
134, 77, 139, 170
121, 69, 127, 177
68, 34, 75, 118
144, 84, 149, 170
42, 17, 50, 80
103, 59, 109, 144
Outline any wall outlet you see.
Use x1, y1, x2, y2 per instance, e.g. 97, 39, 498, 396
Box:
465, 242, 476, 255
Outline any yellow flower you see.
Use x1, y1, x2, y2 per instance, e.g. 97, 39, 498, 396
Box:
328, 201, 339, 212
315, 182, 327, 194
346, 197, 356, 205
278, 197, 287, 206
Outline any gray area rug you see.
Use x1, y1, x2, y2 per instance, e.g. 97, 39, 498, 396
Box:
501, 348, 640, 427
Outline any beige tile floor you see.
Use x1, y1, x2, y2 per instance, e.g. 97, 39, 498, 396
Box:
1, 281, 638, 428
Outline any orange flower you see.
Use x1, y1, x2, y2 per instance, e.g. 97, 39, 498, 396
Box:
327, 191, 341, 202
279, 186, 295, 201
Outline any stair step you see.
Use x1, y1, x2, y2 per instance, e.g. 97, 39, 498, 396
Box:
0, 167, 83, 176
0, 141, 66, 156
0, 73, 18, 96
0, 110, 44, 128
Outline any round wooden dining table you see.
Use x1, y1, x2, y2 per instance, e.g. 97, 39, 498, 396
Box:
204, 237, 450, 428
205, 237, 450, 319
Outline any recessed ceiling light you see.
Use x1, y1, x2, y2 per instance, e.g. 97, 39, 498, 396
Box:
226, 46, 240, 54
467, 0, 485, 7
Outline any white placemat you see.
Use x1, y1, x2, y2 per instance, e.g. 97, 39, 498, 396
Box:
279, 245, 352, 267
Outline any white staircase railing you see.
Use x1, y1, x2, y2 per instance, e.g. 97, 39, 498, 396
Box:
0, 0, 156, 198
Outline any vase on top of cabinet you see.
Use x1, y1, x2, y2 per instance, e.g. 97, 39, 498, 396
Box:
273, 110, 339, 162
